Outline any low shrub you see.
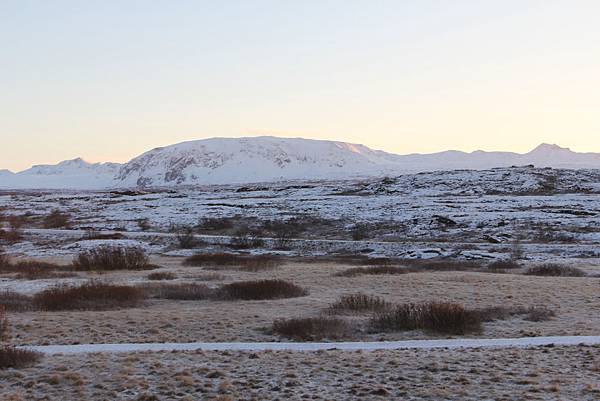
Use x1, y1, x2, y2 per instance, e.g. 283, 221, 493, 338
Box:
487, 259, 521, 271
229, 229, 265, 249
195, 272, 225, 281
0, 306, 7, 338
146, 271, 177, 281
335, 265, 408, 277
82, 230, 125, 240
140, 283, 214, 300
328, 293, 390, 314
524, 306, 556, 322
0, 257, 75, 280
73, 246, 152, 271
42, 209, 71, 229
0, 228, 23, 243
370, 302, 482, 335
183, 253, 281, 271
0, 346, 43, 369
219, 279, 307, 300
33, 282, 145, 311
0, 291, 34, 312
176, 226, 200, 249
272, 317, 352, 341
524, 264, 586, 277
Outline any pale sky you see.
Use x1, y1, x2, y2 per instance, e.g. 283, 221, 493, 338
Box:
1, 0, 599, 171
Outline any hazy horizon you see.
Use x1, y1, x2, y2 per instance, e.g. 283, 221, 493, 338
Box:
2, 1, 600, 171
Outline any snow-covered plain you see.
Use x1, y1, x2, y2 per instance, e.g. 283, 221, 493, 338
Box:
1, 166, 599, 261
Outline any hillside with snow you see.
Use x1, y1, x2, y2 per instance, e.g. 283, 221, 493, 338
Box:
1, 137, 599, 189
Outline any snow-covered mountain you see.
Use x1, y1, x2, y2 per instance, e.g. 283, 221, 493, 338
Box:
1, 137, 599, 189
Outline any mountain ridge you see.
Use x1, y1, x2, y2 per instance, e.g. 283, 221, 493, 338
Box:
1, 136, 599, 189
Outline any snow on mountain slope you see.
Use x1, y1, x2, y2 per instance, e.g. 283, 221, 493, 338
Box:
0, 158, 120, 189
1, 137, 599, 189
115, 137, 400, 187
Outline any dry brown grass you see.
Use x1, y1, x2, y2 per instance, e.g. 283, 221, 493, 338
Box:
219, 279, 307, 300
335, 265, 408, 277
370, 302, 483, 335
0, 256, 75, 280
72, 246, 152, 271
146, 271, 177, 281
0, 305, 7, 339
0, 291, 34, 312
525, 264, 586, 277
328, 293, 390, 314
140, 283, 214, 300
41, 210, 71, 229
33, 282, 145, 311
272, 316, 352, 340
183, 253, 281, 271
0, 346, 43, 369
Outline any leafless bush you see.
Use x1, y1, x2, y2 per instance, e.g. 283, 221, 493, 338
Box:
73, 246, 151, 271
0, 227, 23, 243
33, 281, 145, 311
219, 279, 307, 300
0, 291, 34, 312
370, 302, 482, 335
351, 223, 370, 241
176, 226, 200, 249
140, 283, 214, 300
82, 230, 125, 240
42, 209, 71, 229
328, 293, 390, 314
146, 271, 177, 281
137, 218, 151, 231
0, 257, 75, 280
196, 217, 235, 232
0, 306, 7, 339
230, 228, 265, 249
487, 259, 522, 271
183, 253, 281, 271
0, 346, 43, 369
272, 317, 352, 341
524, 264, 586, 277
524, 306, 555, 322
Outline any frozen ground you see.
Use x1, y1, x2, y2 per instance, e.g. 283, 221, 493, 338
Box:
1, 166, 600, 261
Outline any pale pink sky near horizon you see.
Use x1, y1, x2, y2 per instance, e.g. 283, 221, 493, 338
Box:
2, 1, 599, 171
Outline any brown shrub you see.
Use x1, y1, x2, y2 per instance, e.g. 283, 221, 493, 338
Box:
524, 306, 556, 322
42, 209, 71, 229
73, 246, 151, 271
219, 279, 307, 300
272, 317, 352, 341
176, 226, 201, 249
0, 346, 43, 369
0, 306, 7, 338
487, 259, 522, 271
328, 293, 390, 314
0, 228, 23, 243
0, 291, 34, 312
0, 257, 75, 280
33, 282, 145, 311
183, 253, 281, 271
524, 264, 586, 277
146, 271, 177, 281
196, 217, 235, 232
195, 273, 225, 281
82, 230, 125, 240
140, 283, 214, 300
335, 265, 408, 277
370, 302, 482, 335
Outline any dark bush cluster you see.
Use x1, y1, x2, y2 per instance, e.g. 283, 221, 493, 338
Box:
0, 346, 43, 369
524, 264, 586, 277
146, 271, 177, 281
335, 265, 408, 277
370, 302, 483, 335
272, 317, 352, 341
33, 282, 145, 311
140, 283, 214, 300
0, 290, 34, 312
73, 246, 152, 271
183, 253, 281, 271
42, 209, 71, 229
487, 259, 522, 271
219, 279, 307, 300
328, 293, 390, 314
0, 256, 75, 280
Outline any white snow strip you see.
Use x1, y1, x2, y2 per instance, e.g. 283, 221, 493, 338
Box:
20, 336, 600, 355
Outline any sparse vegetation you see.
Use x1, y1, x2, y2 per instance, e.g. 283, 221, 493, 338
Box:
176, 226, 200, 249
272, 316, 352, 341
137, 218, 151, 231
0, 256, 75, 280
0, 291, 33, 312
141, 283, 214, 300
487, 259, 521, 271
328, 293, 390, 314
370, 302, 483, 335
183, 253, 281, 271
351, 223, 369, 241
72, 246, 152, 271
524, 264, 586, 277
0, 346, 43, 369
42, 209, 71, 229
219, 279, 307, 300
335, 265, 407, 277
147, 271, 177, 281
33, 282, 145, 311
0, 306, 7, 338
